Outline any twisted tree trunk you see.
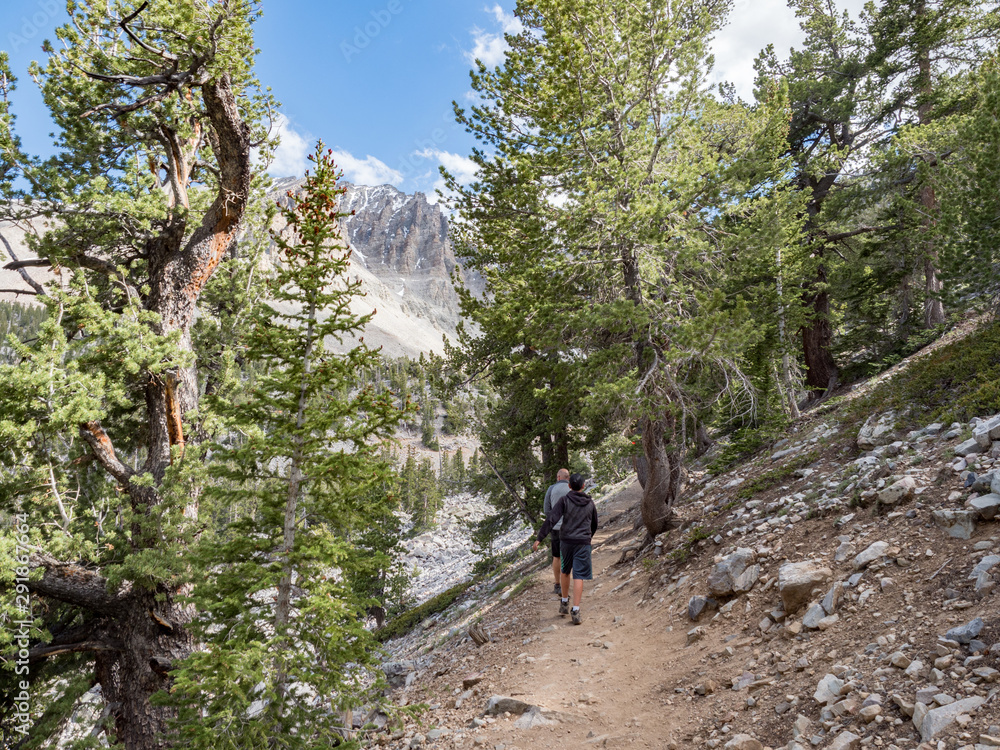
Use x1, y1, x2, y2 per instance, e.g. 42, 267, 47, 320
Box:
639, 415, 682, 538
28, 73, 253, 750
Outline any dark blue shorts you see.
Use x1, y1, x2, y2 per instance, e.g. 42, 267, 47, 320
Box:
550, 530, 561, 559
559, 542, 593, 580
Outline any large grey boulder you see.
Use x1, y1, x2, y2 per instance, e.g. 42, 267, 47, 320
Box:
878, 476, 916, 505
723, 735, 764, 750
945, 617, 984, 645
955, 438, 981, 457
918, 696, 985, 741
802, 602, 826, 630
688, 595, 717, 622
932, 509, 977, 539
970, 556, 1000, 580
778, 561, 833, 614
968, 493, 1000, 520
974, 415, 1000, 450
708, 548, 758, 597
814, 674, 845, 706
858, 412, 896, 450
854, 541, 890, 569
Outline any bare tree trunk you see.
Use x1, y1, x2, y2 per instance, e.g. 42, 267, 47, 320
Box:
554, 429, 570, 472
639, 415, 681, 538
694, 421, 713, 457
540, 434, 555, 482
633, 452, 649, 489
921, 185, 945, 328
94, 590, 196, 750
916, 0, 945, 329
801, 264, 839, 398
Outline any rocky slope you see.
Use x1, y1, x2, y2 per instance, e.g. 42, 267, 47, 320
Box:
374, 391, 1000, 750
270, 179, 482, 357
400, 493, 530, 605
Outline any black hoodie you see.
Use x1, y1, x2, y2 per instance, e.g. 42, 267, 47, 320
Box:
536, 490, 598, 545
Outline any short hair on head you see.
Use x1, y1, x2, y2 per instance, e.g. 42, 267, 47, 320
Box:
569, 473, 585, 491
557, 468, 570, 480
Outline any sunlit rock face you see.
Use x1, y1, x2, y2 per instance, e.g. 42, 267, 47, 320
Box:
270, 178, 483, 357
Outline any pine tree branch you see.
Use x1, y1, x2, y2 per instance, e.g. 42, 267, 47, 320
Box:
28, 552, 130, 614
0, 229, 46, 296
27, 621, 120, 663
823, 225, 895, 242
117, 2, 179, 64
28, 640, 117, 662
79, 421, 135, 486
5, 254, 121, 278
479, 450, 537, 525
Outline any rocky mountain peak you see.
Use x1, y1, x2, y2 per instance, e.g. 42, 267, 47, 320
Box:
268, 177, 481, 356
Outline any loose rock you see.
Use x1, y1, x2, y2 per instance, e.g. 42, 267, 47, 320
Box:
708, 549, 759, 597
778, 561, 833, 614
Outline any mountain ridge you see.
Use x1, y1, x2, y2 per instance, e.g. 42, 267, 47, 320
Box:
0, 181, 476, 358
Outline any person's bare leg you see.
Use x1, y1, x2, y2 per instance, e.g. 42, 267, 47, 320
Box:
552, 556, 561, 587
572, 578, 584, 608
560, 571, 570, 599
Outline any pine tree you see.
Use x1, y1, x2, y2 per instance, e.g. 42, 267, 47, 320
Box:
754, 0, 897, 397
170, 144, 404, 747
400, 446, 419, 514
448, 0, 798, 537
452, 448, 466, 491
865, 0, 1000, 328
420, 390, 438, 449
0, 4, 274, 746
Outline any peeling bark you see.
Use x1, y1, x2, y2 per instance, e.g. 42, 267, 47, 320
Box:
32, 61, 255, 750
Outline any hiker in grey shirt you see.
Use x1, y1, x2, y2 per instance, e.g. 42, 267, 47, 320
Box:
542, 468, 570, 595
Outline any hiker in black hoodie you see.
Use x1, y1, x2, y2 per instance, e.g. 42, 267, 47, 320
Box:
533, 473, 597, 625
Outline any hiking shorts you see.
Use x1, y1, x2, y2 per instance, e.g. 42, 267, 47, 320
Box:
559, 542, 593, 581
550, 530, 561, 559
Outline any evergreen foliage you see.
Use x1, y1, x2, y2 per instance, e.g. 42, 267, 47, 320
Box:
0, 3, 288, 746
0, 300, 47, 363
2, 0, 1000, 746
169, 146, 405, 747
447, 0, 803, 537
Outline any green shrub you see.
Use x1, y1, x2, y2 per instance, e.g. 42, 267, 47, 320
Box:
847, 319, 1000, 430
707, 410, 790, 475
735, 451, 819, 500
376, 581, 474, 643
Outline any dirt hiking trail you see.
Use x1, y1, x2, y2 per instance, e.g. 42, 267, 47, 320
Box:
396, 482, 756, 749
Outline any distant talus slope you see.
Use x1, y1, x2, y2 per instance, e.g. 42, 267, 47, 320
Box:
271, 178, 480, 357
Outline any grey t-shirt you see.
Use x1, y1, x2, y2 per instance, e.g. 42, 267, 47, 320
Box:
543, 480, 570, 531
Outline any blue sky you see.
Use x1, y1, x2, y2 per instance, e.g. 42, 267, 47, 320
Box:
1, 0, 867, 197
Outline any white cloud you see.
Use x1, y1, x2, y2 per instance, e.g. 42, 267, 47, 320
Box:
465, 4, 523, 68
259, 114, 402, 187
414, 149, 479, 202
710, 0, 869, 101
265, 113, 312, 178
330, 150, 404, 187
